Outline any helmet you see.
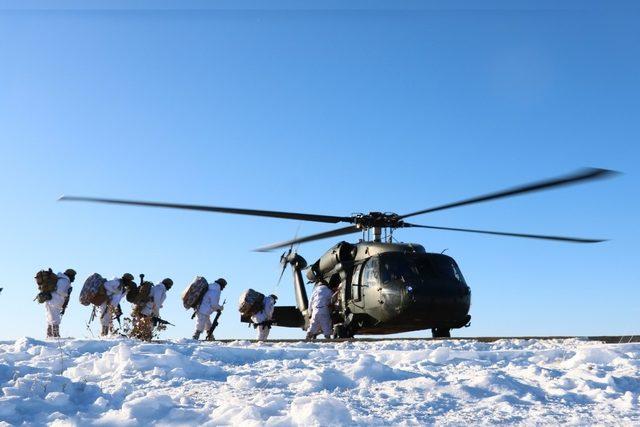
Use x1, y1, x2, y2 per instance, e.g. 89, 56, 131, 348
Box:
269, 294, 278, 302
215, 278, 227, 288
64, 269, 77, 282
162, 278, 173, 289
122, 273, 134, 282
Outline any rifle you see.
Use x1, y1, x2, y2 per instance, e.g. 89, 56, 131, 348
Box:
209, 299, 227, 334
152, 316, 174, 327
60, 287, 72, 316
88, 305, 96, 325
85, 305, 96, 337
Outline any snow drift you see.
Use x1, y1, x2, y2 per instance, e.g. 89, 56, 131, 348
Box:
0, 338, 638, 425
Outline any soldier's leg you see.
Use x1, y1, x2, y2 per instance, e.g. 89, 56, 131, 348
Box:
99, 303, 111, 336
320, 313, 333, 339
306, 314, 320, 339
257, 325, 270, 341
204, 317, 214, 341
45, 302, 62, 338
194, 312, 207, 339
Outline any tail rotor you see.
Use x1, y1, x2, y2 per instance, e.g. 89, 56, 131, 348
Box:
275, 226, 300, 288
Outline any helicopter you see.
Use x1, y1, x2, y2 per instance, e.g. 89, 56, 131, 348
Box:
60, 167, 617, 338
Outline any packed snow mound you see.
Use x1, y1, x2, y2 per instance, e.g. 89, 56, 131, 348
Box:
0, 337, 639, 425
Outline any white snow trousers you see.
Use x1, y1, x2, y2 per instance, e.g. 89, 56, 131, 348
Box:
195, 312, 212, 332
307, 311, 332, 337
257, 325, 270, 341
45, 301, 63, 325
99, 303, 112, 327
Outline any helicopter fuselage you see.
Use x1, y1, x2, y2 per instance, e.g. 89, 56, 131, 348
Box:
272, 241, 472, 337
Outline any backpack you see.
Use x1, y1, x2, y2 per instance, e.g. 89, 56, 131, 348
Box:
125, 282, 139, 303
79, 273, 107, 306
133, 281, 154, 306
181, 276, 209, 310
35, 269, 58, 293
238, 288, 265, 317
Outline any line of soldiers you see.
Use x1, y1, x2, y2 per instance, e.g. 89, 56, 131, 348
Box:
37, 267, 339, 341
36, 269, 174, 340
37, 269, 228, 341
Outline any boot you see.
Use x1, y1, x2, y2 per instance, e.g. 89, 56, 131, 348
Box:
205, 328, 214, 341
192, 330, 202, 340
52, 325, 60, 338
46, 325, 53, 338
101, 325, 110, 337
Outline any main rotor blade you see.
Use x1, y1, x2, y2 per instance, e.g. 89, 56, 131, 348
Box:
401, 168, 618, 219
255, 225, 360, 252
405, 223, 605, 243
59, 196, 352, 224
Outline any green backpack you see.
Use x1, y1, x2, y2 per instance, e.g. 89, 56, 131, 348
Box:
134, 281, 154, 306
35, 269, 58, 293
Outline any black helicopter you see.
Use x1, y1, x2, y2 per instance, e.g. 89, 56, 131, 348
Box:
60, 167, 617, 338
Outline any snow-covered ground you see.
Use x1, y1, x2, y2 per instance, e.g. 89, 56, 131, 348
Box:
0, 338, 638, 426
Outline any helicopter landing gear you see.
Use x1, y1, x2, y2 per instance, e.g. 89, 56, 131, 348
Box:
431, 328, 451, 338
332, 324, 354, 339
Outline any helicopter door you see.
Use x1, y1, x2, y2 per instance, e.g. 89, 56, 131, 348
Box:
351, 264, 364, 302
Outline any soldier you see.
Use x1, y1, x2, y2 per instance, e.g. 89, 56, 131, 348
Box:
99, 273, 135, 336
133, 278, 173, 340
143, 278, 173, 318
251, 294, 277, 341
45, 269, 76, 338
305, 275, 339, 340
193, 278, 226, 341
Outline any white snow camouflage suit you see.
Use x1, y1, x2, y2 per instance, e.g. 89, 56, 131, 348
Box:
195, 282, 223, 332
141, 283, 168, 318
99, 278, 126, 328
251, 295, 276, 341
45, 273, 71, 327
307, 283, 333, 338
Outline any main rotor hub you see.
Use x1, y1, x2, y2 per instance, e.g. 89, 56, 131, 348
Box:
351, 212, 405, 230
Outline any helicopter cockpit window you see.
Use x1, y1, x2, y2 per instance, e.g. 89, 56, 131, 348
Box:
379, 253, 466, 285
362, 256, 380, 288
351, 264, 363, 301
380, 253, 430, 283
381, 257, 414, 283
427, 255, 467, 284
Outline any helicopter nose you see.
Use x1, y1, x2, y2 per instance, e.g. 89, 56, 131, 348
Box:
403, 280, 471, 323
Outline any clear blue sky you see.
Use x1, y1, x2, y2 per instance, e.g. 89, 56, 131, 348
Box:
0, 1, 638, 340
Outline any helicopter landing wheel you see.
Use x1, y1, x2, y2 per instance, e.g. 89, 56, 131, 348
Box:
332, 324, 354, 339
431, 328, 451, 338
